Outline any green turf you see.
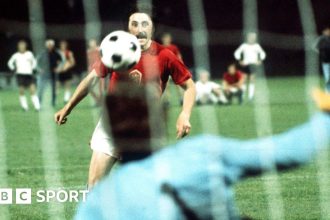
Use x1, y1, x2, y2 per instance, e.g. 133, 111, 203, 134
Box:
0, 76, 329, 219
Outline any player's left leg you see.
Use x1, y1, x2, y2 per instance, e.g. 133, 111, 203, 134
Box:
63, 79, 72, 103
247, 73, 255, 100
88, 151, 117, 189
29, 82, 40, 111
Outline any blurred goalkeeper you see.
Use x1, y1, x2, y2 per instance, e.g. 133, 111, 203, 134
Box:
75, 85, 330, 220
54, 12, 196, 188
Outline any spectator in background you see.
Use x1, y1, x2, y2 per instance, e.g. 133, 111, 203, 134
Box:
223, 63, 246, 105
161, 32, 183, 61
37, 39, 62, 107
234, 32, 266, 100
57, 40, 76, 104
314, 27, 330, 92
195, 69, 227, 105
87, 39, 105, 106
87, 39, 100, 71
7, 40, 40, 111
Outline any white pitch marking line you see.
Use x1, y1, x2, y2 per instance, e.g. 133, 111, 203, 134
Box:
242, 0, 285, 219
27, 0, 66, 219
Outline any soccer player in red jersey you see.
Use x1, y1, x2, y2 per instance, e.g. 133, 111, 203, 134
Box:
54, 12, 196, 188
161, 32, 183, 61
223, 63, 246, 104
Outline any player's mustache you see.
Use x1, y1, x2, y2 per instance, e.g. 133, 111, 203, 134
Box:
136, 32, 148, 39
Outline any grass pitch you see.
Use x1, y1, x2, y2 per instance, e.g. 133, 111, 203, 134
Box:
0, 76, 328, 219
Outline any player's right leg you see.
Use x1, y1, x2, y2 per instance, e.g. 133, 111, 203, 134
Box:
16, 75, 29, 111
88, 119, 121, 189
29, 81, 40, 111
88, 151, 117, 189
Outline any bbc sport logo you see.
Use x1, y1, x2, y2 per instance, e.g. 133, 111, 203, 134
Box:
0, 188, 88, 205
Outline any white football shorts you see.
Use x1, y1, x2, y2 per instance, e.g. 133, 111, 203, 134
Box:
90, 118, 120, 159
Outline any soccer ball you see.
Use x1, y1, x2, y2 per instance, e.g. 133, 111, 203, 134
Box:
99, 31, 141, 71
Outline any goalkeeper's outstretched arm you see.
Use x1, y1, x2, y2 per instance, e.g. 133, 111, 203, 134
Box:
220, 111, 330, 184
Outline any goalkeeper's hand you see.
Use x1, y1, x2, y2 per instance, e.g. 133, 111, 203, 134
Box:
312, 88, 330, 112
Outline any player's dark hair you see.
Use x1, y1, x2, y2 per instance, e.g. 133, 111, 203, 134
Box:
126, 2, 156, 33
228, 62, 237, 68
161, 32, 172, 38
18, 39, 27, 43
104, 82, 163, 158
105, 84, 150, 140
126, 1, 155, 21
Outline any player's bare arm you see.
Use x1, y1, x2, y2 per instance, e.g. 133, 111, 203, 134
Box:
232, 75, 246, 88
223, 81, 230, 92
69, 51, 76, 67
54, 69, 99, 125
177, 78, 196, 139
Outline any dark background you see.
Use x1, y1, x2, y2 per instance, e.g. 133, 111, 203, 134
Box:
0, 0, 329, 78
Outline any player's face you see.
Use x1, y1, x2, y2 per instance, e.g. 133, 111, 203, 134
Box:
88, 40, 98, 49
128, 13, 153, 51
247, 33, 257, 44
324, 28, 330, 36
162, 34, 172, 45
199, 72, 209, 83
60, 41, 68, 50
45, 41, 55, 50
18, 42, 27, 52
228, 65, 236, 75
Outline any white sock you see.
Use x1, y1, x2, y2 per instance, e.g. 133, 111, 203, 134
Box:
64, 90, 71, 102
19, 95, 29, 111
248, 83, 255, 100
31, 95, 40, 110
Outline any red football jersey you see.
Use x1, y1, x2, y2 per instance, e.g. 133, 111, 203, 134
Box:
223, 71, 244, 85
92, 41, 191, 94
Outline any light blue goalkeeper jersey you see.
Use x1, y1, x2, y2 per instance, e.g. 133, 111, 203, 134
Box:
75, 113, 330, 220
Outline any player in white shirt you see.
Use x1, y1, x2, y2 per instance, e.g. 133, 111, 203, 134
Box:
195, 69, 227, 105
7, 40, 40, 111
234, 32, 266, 100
